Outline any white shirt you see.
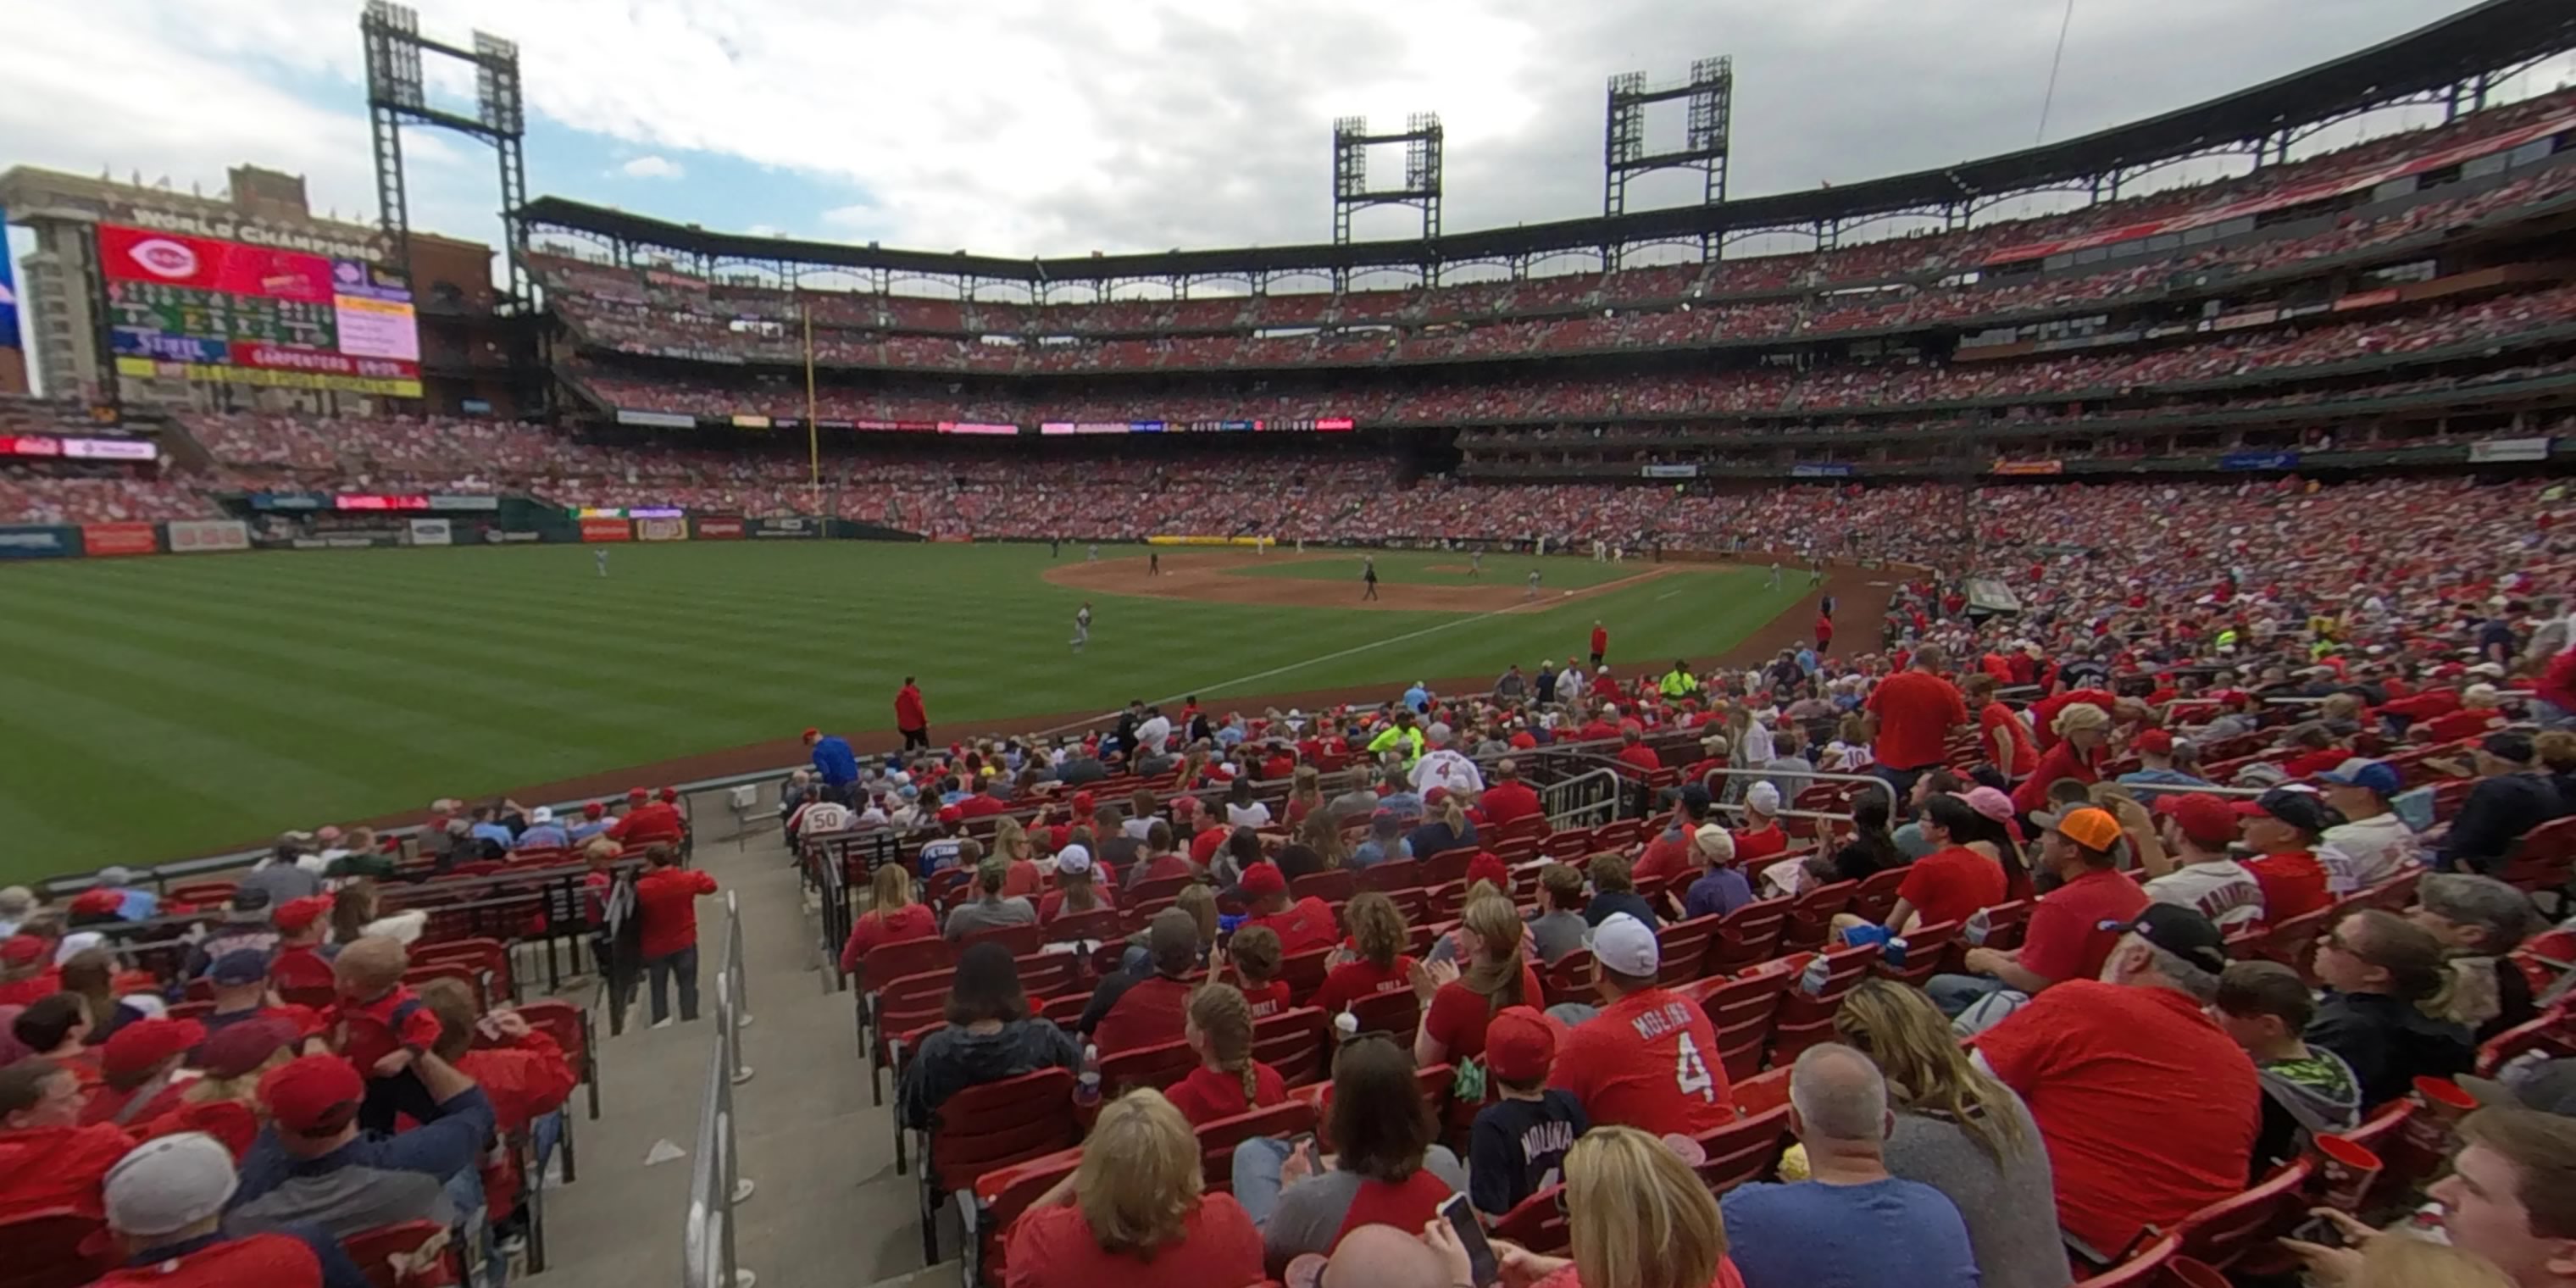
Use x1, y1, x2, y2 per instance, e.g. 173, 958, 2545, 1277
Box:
1121, 818, 1155, 841
799, 802, 854, 834
1136, 715, 1174, 754
2322, 813, 2417, 887
2145, 859, 2267, 931
1739, 720, 1776, 766
1225, 802, 1273, 829
1409, 748, 1487, 797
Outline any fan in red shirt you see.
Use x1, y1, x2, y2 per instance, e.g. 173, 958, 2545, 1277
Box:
2233, 789, 2338, 922
2008, 701, 2112, 818
1613, 729, 1663, 776
0, 1057, 137, 1222
1415, 895, 1546, 1068
1973, 905, 2257, 1261
1479, 759, 1545, 830
1955, 807, 2147, 1002
839, 865, 941, 974
1313, 893, 1418, 1015
633, 844, 721, 1024
1813, 612, 1834, 652
608, 789, 686, 847
999, 1089, 1263, 1288
1729, 782, 1789, 872
1081, 911, 1203, 1058
894, 677, 930, 748
1547, 913, 1733, 1136
1889, 795, 2011, 932
0, 935, 59, 1007
1961, 674, 2037, 780
80, 1019, 205, 1130
1236, 863, 1338, 956
2028, 686, 2119, 752
1038, 846, 1119, 924
2418, 685, 2507, 744
1863, 647, 1968, 779
957, 779, 1012, 819
1590, 622, 1609, 665
1159, 985, 1289, 1128
265, 897, 338, 999
1634, 786, 1717, 886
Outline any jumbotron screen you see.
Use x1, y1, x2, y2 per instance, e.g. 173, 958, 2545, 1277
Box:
100, 223, 422, 397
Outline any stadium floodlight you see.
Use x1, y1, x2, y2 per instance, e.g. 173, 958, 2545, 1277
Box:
1603, 56, 1734, 264
1329, 113, 1444, 282
361, 4, 532, 301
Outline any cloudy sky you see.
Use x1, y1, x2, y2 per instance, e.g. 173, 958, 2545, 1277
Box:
3, 0, 2572, 269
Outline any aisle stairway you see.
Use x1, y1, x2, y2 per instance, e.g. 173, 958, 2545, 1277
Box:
528, 825, 943, 1287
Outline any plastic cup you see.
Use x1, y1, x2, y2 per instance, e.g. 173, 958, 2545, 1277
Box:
2401, 1076, 2479, 1158
2312, 1134, 2384, 1211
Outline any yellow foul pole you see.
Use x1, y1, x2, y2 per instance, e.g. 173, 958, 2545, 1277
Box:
802, 298, 821, 514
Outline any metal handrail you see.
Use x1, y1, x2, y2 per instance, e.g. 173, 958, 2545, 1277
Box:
1540, 766, 1623, 830
684, 900, 756, 1288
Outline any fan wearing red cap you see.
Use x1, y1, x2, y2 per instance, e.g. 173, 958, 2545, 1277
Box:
266, 897, 338, 999
1466, 1007, 1588, 1217
1235, 863, 1337, 956
0, 935, 60, 1008
2232, 789, 2339, 923
1546, 913, 1733, 1137
2142, 794, 2265, 931
606, 786, 686, 847
568, 801, 613, 844
80, 1019, 206, 1129
69, 887, 128, 923
228, 1048, 496, 1235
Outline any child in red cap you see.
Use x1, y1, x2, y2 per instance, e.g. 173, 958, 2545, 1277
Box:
266, 897, 338, 998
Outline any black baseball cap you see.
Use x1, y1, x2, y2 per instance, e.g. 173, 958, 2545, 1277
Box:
2231, 786, 2341, 837
2110, 903, 2230, 975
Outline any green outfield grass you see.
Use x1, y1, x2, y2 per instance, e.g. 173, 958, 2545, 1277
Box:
0, 542, 1804, 874
1229, 547, 1645, 588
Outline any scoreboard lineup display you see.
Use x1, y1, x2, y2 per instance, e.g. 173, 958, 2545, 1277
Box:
99, 223, 424, 397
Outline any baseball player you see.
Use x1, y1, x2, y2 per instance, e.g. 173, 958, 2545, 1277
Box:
1070, 602, 1092, 652
595, 548, 609, 579
1468, 549, 1483, 580
1526, 568, 1542, 601
1362, 556, 1380, 601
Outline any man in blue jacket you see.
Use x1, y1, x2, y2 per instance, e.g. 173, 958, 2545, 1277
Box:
804, 727, 861, 802
227, 1050, 495, 1240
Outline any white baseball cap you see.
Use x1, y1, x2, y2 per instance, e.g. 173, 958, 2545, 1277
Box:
103, 1133, 238, 1236
1746, 781, 1783, 814
530, 806, 555, 825
1591, 913, 1660, 978
1055, 844, 1092, 876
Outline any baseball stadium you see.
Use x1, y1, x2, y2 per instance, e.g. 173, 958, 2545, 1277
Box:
3, 1, 2576, 1286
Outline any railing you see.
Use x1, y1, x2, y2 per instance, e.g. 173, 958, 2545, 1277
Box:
1697, 767, 1883, 824
1539, 766, 1623, 830
685, 894, 758, 1288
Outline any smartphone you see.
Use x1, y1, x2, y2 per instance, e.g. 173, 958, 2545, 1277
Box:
1435, 1193, 1499, 1288
2290, 1215, 2346, 1248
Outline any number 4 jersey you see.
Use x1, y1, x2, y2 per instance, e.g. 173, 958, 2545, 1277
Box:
1548, 986, 1735, 1137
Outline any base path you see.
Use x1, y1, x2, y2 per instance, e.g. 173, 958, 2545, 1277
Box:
1042, 550, 1681, 613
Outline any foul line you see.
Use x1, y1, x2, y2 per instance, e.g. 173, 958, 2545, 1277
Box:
1028, 565, 1679, 738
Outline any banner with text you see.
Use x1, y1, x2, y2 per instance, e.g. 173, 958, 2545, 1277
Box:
579, 518, 633, 543
408, 519, 452, 547
694, 517, 746, 540
0, 525, 76, 559
636, 517, 688, 542
2468, 436, 2552, 464
747, 517, 820, 539
82, 523, 159, 556
165, 519, 251, 553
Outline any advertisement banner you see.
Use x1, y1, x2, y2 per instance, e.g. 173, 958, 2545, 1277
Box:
636, 517, 688, 542
615, 409, 697, 429
480, 529, 545, 545
425, 495, 500, 512
580, 518, 633, 543
730, 414, 771, 429
2469, 436, 2553, 464
2219, 452, 2301, 471
1991, 459, 2063, 476
695, 517, 747, 540
1640, 464, 1699, 479
408, 519, 452, 547
82, 523, 160, 556
747, 517, 819, 539
0, 525, 77, 559
1791, 463, 1855, 478
249, 492, 326, 510
114, 355, 422, 399
164, 519, 250, 553
286, 532, 401, 549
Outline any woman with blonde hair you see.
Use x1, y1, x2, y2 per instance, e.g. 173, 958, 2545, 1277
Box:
1313, 891, 1417, 1013
839, 864, 939, 975
1829, 980, 2067, 1288
993, 817, 1045, 899
1038, 846, 1113, 923
1162, 983, 1287, 1126
2008, 701, 2112, 817
1295, 810, 1349, 872
1002, 1088, 1263, 1287
1283, 764, 1326, 826
1411, 894, 1542, 1067
1429, 1124, 1744, 1288
1174, 884, 1220, 947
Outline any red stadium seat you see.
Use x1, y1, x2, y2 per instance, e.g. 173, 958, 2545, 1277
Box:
1707, 897, 1792, 974
0, 1208, 112, 1288
919, 1068, 1080, 1264
1489, 1185, 1569, 1256
1690, 1102, 1790, 1196
2173, 1160, 2313, 1271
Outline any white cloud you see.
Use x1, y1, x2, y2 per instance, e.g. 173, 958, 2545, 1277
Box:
618, 155, 684, 180
8, 0, 2562, 264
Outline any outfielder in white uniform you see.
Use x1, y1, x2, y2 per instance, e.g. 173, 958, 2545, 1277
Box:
1070, 602, 1092, 652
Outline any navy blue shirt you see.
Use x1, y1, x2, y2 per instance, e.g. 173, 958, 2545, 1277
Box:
1722, 1176, 1980, 1288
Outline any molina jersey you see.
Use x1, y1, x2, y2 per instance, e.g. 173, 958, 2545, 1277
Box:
1549, 987, 1735, 1137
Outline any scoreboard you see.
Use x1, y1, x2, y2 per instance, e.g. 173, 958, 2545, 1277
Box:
100, 224, 423, 397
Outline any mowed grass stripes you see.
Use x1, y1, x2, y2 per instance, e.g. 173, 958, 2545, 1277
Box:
0, 543, 1804, 874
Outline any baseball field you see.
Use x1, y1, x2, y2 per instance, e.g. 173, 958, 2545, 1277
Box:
0, 541, 1822, 877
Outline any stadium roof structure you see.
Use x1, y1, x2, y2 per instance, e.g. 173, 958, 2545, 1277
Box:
514, 0, 2576, 286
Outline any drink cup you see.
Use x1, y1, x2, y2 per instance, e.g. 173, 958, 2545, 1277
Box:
2312, 1134, 2384, 1211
